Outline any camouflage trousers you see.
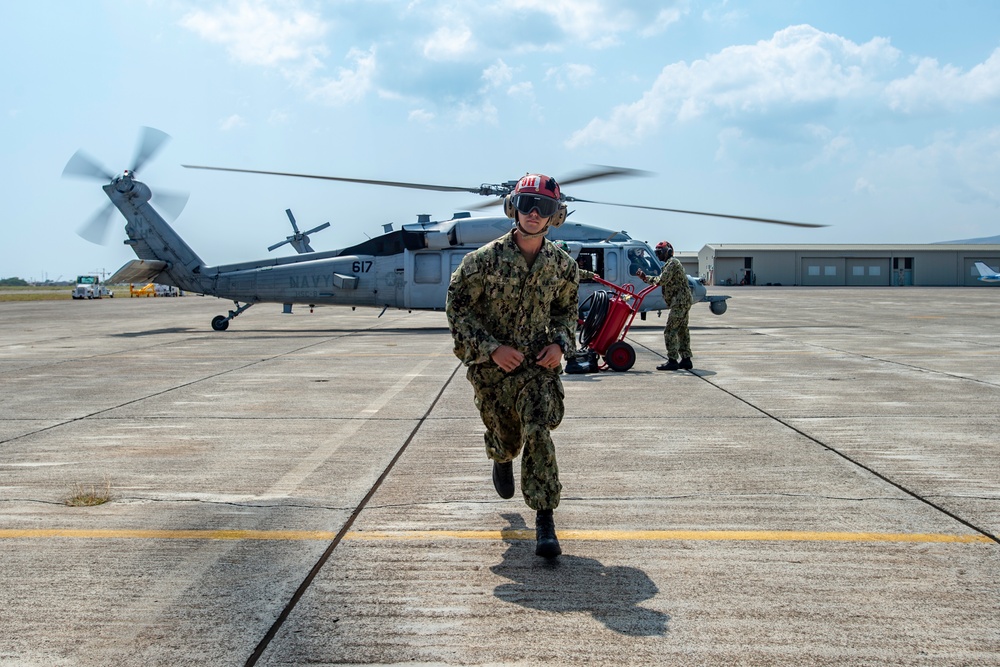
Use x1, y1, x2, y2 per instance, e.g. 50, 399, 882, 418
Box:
467, 363, 564, 511
663, 303, 692, 360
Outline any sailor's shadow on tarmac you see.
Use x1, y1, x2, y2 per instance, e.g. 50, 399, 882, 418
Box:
490, 513, 669, 636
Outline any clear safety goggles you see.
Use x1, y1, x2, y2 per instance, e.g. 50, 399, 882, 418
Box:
511, 193, 560, 217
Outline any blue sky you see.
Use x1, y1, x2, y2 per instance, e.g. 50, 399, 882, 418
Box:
3, 0, 1000, 282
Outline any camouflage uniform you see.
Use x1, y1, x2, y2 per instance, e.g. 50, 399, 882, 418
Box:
556, 243, 596, 281
640, 256, 692, 360
446, 231, 579, 511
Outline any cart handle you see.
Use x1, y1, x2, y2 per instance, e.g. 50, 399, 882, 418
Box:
591, 276, 660, 303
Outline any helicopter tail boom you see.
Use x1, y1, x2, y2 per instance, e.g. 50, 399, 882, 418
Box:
105, 178, 209, 295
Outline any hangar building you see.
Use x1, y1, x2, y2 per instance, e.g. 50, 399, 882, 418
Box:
696, 244, 1000, 287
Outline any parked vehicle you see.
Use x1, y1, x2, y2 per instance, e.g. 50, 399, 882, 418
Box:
72, 275, 113, 299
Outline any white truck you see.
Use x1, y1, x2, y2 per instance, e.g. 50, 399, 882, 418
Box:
154, 283, 180, 297
72, 275, 114, 299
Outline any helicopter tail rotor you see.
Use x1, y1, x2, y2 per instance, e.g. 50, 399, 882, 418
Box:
130, 126, 170, 174
62, 150, 115, 182
76, 202, 117, 245
154, 189, 190, 221
62, 127, 188, 245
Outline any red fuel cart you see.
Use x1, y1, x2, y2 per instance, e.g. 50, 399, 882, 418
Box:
575, 277, 659, 372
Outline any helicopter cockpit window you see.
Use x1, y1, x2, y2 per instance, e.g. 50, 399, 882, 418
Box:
627, 247, 658, 276
414, 253, 442, 284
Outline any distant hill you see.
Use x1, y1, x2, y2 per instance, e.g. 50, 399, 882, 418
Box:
935, 234, 1000, 244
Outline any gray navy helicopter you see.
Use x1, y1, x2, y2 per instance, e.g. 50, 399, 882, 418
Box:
63, 127, 824, 331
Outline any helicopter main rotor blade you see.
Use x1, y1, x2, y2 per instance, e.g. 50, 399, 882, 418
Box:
183, 165, 483, 194
131, 127, 171, 174
303, 221, 331, 235
564, 197, 826, 228
465, 197, 504, 211
285, 208, 301, 233
463, 165, 651, 211
558, 165, 652, 187
62, 150, 114, 181
77, 202, 116, 244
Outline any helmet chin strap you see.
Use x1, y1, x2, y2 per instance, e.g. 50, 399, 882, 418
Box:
514, 216, 550, 239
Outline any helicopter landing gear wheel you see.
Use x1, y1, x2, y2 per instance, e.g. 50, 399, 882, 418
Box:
211, 301, 256, 331
604, 341, 636, 372
710, 300, 728, 315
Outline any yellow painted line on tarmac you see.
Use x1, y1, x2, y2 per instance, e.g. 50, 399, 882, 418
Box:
0, 528, 991, 544
0, 529, 339, 541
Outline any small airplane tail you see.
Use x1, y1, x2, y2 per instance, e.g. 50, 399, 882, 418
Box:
973, 262, 1000, 282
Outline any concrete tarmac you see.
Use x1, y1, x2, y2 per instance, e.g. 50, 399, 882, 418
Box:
1, 288, 998, 666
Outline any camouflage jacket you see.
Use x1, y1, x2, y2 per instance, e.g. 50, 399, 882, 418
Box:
556, 246, 596, 281
640, 256, 692, 309
446, 232, 579, 366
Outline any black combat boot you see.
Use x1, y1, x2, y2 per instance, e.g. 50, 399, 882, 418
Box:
679, 357, 693, 370
492, 460, 515, 499
535, 509, 561, 558
656, 359, 680, 371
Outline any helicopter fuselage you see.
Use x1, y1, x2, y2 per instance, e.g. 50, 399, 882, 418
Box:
104, 176, 727, 329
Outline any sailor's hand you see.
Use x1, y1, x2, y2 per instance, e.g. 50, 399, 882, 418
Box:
491, 345, 525, 373
535, 343, 563, 370
636, 270, 646, 280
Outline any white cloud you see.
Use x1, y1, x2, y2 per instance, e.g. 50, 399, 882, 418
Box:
421, 24, 476, 61
701, 0, 745, 26
862, 128, 1000, 208
482, 60, 514, 90
886, 48, 1000, 112
454, 100, 499, 126
408, 108, 435, 124
180, 0, 376, 107
507, 81, 534, 99
504, 0, 682, 49
506, 0, 623, 47
853, 177, 875, 194
545, 63, 595, 91
567, 24, 900, 147
220, 114, 248, 131
180, 0, 328, 70
308, 47, 377, 106
267, 109, 290, 125
640, 7, 685, 37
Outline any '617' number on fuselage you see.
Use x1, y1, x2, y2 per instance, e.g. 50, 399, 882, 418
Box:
352, 260, 373, 273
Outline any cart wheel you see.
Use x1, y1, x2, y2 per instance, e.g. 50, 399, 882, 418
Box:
604, 341, 636, 372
